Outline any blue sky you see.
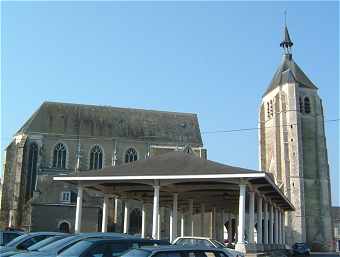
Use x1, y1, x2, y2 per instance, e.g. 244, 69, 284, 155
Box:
1, 1, 339, 205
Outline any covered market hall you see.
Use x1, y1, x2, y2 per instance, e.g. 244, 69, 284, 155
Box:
54, 150, 294, 253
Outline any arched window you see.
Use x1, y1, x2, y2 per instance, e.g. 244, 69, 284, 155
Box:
59, 221, 70, 233
90, 145, 103, 170
299, 97, 303, 113
304, 97, 311, 114
129, 208, 142, 235
53, 143, 67, 169
125, 148, 138, 163
26, 143, 38, 201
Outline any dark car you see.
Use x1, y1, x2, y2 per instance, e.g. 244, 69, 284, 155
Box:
122, 245, 231, 257
0, 232, 24, 247
292, 243, 311, 256
13, 233, 155, 257
0, 232, 66, 256
57, 237, 170, 257
0, 235, 71, 257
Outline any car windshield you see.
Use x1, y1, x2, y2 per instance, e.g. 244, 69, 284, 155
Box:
6, 234, 29, 247
39, 236, 80, 252
121, 249, 151, 257
28, 235, 67, 251
59, 240, 93, 256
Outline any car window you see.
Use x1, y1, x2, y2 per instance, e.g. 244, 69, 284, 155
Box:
175, 239, 194, 246
3, 233, 21, 245
203, 251, 223, 257
59, 240, 93, 256
28, 235, 67, 251
18, 235, 50, 250
108, 242, 131, 257
6, 234, 29, 247
153, 252, 182, 257
211, 240, 225, 249
138, 242, 162, 247
84, 243, 108, 257
40, 236, 80, 252
121, 249, 151, 257
195, 240, 214, 248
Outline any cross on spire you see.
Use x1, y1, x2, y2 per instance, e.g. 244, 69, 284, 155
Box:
280, 11, 293, 54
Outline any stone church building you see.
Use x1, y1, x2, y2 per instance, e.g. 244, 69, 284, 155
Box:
0, 102, 206, 233
0, 25, 335, 251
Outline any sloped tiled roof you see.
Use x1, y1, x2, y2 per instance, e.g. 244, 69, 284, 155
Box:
16, 101, 203, 146
264, 54, 318, 95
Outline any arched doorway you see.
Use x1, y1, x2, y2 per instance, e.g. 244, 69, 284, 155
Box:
59, 221, 70, 233
129, 208, 142, 235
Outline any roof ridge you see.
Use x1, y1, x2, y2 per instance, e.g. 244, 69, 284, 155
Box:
43, 101, 197, 117
15, 103, 45, 136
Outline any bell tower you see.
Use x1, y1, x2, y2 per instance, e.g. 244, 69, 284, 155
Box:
259, 24, 333, 251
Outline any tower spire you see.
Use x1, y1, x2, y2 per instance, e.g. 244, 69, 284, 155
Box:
280, 11, 293, 54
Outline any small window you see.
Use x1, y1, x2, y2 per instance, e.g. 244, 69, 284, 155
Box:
90, 145, 103, 170
53, 143, 67, 169
60, 191, 71, 203
299, 97, 303, 113
304, 97, 311, 114
267, 102, 270, 118
270, 100, 274, 117
125, 148, 138, 163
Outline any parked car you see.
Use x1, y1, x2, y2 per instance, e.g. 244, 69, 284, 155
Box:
122, 245, 232, 257
13, 233, 164, 257
292, 243, 311, 256
0, 235, 71, 257
172, 237, 244, 257
0, 232, 66, 256
56, 237, 170, 257
0, 232, 24, 247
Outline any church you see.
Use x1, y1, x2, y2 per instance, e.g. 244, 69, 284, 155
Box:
0, 25, 335, 252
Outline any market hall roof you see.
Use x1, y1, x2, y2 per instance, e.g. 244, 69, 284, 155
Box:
16, 101, 203, 146
54, 151, 295, 210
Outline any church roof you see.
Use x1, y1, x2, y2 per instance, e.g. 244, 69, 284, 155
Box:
16, 101, 203, 146
264, 53, 318, 95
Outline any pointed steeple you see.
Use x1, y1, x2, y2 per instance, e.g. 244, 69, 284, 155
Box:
280, 25, 294, 50
280, 11, 293, 54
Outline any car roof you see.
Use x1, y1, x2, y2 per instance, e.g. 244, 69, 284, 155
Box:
0, 231, 24, 234
27, 232, 67, 236
140, 245, 226, 253
81, 237, 164, 243
175, 237, 212, 240
77, 232, 137, 238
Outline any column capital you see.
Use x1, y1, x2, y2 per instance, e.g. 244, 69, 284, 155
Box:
239, 180, 247, 186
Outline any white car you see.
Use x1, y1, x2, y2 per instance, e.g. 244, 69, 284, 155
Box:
172, 237, 244, 257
